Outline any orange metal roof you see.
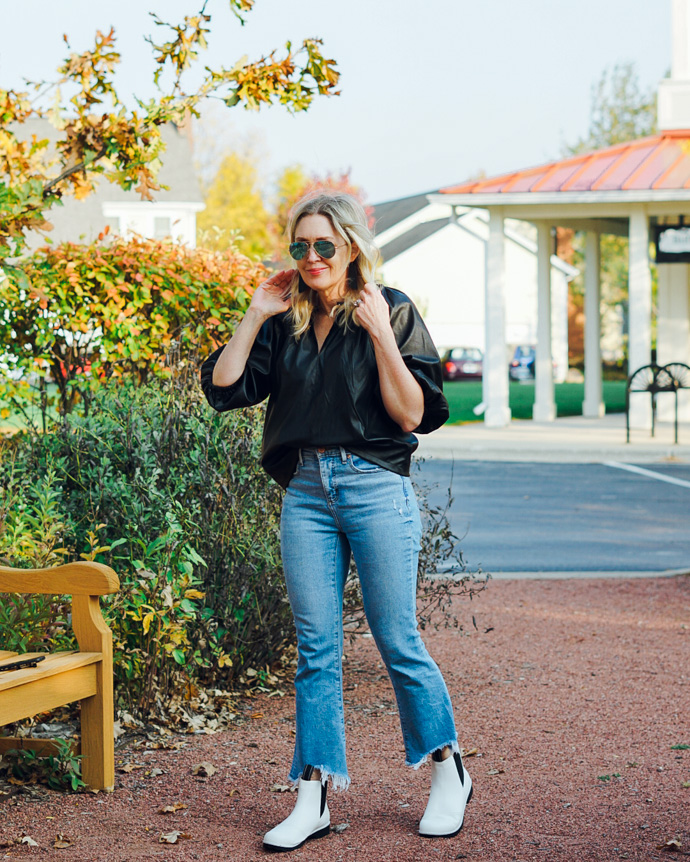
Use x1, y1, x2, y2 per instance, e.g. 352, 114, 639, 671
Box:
440, 130, 690, 195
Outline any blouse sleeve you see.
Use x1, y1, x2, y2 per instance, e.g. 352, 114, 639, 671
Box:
387, 291, 450, 434
200, 316, 279, 412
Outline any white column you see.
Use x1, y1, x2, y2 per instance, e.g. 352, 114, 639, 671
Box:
657, 262, 690, 421
483, 207, 511, 427
628, 206, 653, 429
583, 230, 605, 417
533, 222, 556, 421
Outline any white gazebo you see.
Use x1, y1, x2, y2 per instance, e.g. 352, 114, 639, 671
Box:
430, 0, 690, 430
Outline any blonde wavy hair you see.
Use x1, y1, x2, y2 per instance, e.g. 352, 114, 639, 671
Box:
286, 192, 380, 338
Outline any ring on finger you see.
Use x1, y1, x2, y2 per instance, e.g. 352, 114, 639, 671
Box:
353, 299, 362, 307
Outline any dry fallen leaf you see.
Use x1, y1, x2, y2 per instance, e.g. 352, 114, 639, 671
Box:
192, 761, 217, 778
119, 763, 144, 773
149, 768, 164, 777
21, 836, 39, 847
54, 835, 73, 849
657, 838, 682, 852
332, 823, 349, 834
461, 747, 479, 758
158, 802, 188, 814
251, 712, 264, 720
228, 788, 240, 797
159, 830, 191, 844
487, 768, 505, 776
270, 783, 296, 793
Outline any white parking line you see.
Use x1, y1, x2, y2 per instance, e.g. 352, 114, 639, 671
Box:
603, 461, 690, 489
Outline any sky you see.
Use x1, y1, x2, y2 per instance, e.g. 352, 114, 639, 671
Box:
0, 0, 672, 204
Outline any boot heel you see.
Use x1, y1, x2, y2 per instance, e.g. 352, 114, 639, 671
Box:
307, 825, 331, 841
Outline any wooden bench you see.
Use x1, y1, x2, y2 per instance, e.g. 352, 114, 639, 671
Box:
0, 561, 120, 791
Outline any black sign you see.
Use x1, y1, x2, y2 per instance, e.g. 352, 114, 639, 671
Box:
655, 225, 690, 263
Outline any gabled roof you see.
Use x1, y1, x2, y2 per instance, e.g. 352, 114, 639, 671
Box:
441, 130, 690, 196
372, 192, 436, 234
378, 218, 449, 262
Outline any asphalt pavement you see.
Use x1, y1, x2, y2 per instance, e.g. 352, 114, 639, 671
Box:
412, 413, 690, 577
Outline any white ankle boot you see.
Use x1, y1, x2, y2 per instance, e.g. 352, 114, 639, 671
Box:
263, 777, 330, 852
419, 752, 473, 838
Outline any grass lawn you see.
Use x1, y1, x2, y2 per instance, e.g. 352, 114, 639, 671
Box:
0, 384, 61, 435
444, 380, 627, 424
2, 381, 628, 433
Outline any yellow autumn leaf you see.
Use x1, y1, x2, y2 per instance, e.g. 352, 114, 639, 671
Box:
142, 612, 155, 634
184, 589, 205, 600
217, 652, 233, 668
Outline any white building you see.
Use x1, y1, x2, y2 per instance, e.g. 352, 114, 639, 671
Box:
373, 196, 576, 382
20, 120, 204, 248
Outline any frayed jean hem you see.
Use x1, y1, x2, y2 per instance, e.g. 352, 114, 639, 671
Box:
288, 766, 351, 792
406, 738, 461, 770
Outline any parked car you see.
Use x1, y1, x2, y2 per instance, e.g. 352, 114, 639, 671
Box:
509, 345, 536, 380
441, 347, 483, 381
509, 345, 558, 380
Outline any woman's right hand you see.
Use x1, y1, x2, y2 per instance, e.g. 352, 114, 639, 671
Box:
249, 269, 295, 319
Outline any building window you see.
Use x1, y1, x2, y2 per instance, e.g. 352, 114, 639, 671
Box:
154, 216, 172, 239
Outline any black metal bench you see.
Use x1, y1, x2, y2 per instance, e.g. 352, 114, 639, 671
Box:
626, 362, 690, 443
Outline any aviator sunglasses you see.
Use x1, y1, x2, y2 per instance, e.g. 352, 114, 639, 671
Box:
289, 239, 347, 261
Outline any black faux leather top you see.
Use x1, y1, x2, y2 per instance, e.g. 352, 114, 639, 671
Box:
200, 286, 449, 489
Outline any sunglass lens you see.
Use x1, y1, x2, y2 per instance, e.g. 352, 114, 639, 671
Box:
313, 241, 336, 258
289, 242, 308, 260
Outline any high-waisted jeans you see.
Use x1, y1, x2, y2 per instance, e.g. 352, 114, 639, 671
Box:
281, 447, 459, 790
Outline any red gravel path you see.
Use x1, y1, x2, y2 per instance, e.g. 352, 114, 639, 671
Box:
1, 575, 689, 862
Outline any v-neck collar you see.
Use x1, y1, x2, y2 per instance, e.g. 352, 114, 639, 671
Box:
312, 316, 338, 355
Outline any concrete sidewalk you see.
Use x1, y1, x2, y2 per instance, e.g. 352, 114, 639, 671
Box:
416, 412, 690, 464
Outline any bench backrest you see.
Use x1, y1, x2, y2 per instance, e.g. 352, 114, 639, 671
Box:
0, 562, 120, 654
0, 562, 120, 596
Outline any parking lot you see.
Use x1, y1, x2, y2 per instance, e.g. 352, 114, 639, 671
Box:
416, 459, 690, 575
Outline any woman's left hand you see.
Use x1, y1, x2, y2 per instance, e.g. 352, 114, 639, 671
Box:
353, 283, 392, 342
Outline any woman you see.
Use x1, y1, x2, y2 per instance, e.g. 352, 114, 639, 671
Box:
200, 192, 472, 852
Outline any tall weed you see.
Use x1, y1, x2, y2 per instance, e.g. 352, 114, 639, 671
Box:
0, 458, 74, 653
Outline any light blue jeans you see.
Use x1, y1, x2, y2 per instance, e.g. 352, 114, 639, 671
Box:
281, 447, 459, 790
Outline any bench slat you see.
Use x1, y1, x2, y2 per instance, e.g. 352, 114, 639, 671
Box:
0, 651, 19, 661
0, 652, 102, 693
0, 665, 98, 726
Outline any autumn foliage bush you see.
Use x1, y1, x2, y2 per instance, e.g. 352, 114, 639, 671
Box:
0, 235, 267, 417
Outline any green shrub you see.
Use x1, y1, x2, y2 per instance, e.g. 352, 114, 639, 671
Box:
1, 363, 290, 716
1, 740, 86, 793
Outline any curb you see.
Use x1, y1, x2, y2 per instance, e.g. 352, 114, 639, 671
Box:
475, 568, 690, 580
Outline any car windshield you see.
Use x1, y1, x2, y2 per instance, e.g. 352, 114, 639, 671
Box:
449, 348, 482, 361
